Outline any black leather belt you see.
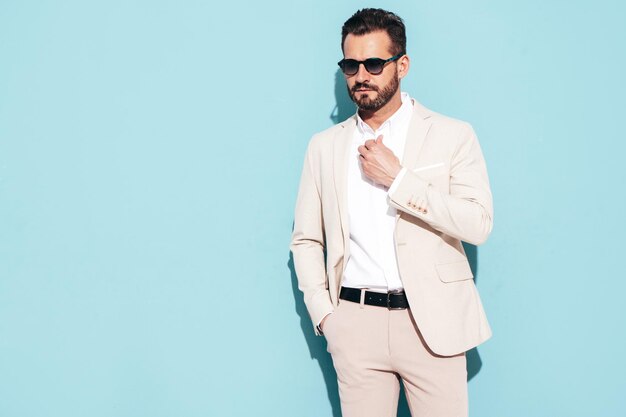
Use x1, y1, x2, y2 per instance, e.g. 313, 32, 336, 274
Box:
339, 286, 410, 310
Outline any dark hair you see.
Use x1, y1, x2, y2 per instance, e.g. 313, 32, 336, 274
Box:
341, 8, 406, 56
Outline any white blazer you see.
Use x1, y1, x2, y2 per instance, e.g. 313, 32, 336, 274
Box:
290, 100, 493, 356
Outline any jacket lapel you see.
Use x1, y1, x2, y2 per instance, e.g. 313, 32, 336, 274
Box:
401, 99, 433, 168
333, 116, 356, 257
396, 101, 433, 220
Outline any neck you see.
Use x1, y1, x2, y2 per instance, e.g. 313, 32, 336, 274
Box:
358, 90, 403, 131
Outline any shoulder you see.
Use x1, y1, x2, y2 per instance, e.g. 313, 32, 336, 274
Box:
414, 100, 473, 132
413, 100, 477, 145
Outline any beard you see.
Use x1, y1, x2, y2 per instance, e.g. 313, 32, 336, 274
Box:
347, 72, 399, 112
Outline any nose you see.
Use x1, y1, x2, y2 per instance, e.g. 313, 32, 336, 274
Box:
354, 63, 370, 83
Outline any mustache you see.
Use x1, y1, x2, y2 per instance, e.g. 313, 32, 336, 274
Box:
351, 82, 379, 93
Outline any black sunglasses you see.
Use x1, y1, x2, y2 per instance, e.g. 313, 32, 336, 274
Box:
337, 53, 404, 76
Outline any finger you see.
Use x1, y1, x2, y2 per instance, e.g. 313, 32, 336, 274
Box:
376, 135, 384, 144
360, 160, 372, 176
364, 139, 376, 149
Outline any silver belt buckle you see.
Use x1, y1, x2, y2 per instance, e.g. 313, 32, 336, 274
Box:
386, 289, 404, 310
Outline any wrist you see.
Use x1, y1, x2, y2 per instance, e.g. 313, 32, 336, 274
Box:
386, 164, 402, 187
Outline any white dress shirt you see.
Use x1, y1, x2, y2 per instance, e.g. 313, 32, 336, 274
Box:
342, 92, 414, 293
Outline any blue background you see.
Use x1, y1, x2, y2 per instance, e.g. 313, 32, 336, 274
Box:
1, 1, 625, 416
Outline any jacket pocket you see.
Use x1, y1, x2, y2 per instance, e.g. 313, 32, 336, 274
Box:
435, 260, 474, 283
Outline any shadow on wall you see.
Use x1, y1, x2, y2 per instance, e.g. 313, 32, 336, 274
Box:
285, 72, 485, 416
330, 69, 355, 124
288, 253, 342, 417
463, 242, 484, 383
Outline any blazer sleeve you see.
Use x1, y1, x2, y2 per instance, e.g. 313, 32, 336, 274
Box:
388, 123, 494, 245
290, 141, 334, 334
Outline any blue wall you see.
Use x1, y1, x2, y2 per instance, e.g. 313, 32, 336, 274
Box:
1, 1, 625, 416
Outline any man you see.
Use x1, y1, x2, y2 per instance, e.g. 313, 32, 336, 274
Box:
290, 8, 493, 417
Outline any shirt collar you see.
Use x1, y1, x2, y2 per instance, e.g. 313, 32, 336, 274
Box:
356, 92, 413, 135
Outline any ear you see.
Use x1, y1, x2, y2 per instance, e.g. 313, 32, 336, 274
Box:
397, 54, 410, 80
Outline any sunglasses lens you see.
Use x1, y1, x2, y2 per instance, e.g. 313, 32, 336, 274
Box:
340, 59, 359, 75
339, 57, 392, 75
364, 59, 385, 75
